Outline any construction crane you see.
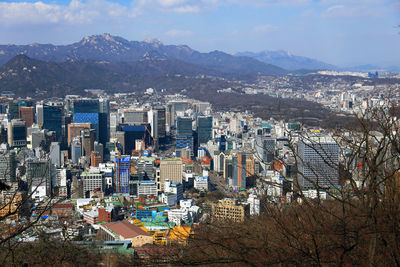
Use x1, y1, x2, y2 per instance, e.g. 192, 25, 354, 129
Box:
142, 125, 157, 153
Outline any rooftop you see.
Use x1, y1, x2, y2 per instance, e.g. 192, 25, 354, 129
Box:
102, 220, 151, 239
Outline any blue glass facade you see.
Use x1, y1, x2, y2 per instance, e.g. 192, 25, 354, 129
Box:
73, 100, 108, 144
74, 113, 99, 126
115, 156, 130, 194
176, 136, 194, 150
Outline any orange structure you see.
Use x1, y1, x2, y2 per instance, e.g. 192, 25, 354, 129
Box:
18, 107, 34, 128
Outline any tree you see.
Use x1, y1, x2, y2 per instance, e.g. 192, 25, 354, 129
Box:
158, 102, 400, 266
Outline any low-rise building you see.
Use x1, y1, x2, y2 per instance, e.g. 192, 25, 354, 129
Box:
138, 181, 157, 197
97, 220, 153, 247
211, 198, 248, 223
194, 176, 209, 191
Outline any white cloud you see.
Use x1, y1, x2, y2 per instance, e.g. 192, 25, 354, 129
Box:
0, 0, 318, 26
165, 29, 194, 37
0, 0, 140, 26
321, 4, 381, 18
155, 0, 205, 13
158, 0, 188, 8
252, 24, 279, 34
173, 5, 200, 13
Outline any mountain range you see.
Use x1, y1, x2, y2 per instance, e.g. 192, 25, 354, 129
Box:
235, 50, 336, 71
1, 34, 397, 97
1, 33, 397, 75
0, 34, 286, 77
0, 53, 241, 97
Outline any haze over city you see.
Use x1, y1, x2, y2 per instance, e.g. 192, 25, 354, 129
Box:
0, 0, 399, 67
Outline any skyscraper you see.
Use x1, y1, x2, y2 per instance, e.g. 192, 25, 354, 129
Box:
0, 151, 16, 183
176, 117, 192, 137
255, 136, 275, 163
81, 128, 96, 157
115, 155, 130, 194
99, 99, 110, 145
8, 100, 19, 121
159, 158, 183, 191
8, 119, 26, 148
26, 159, 52, 199
42, 105, 63, 140
71, 138, 82, 164
231, 152, 247, 189
297, 135, 340, 189
197, 116, 212, 145
67, 123, 92, 147
49, 142, 61, 168
176, 117, 193, 157
19, 107, 35, 128
151, 106, 166, 141
74, 99, 105, 144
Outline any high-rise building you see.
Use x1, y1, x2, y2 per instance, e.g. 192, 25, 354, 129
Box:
42, 105, 63, 140
19, 107, 35, 128
0, 151, 16, 183
110, 113, 118, 138
67, 123, 91, 147
36, 104, 44, 125
74, 99, 107, 145
94, 141, 104, 162
245, 154, 255, 177
137, 160, 153, 179
123, 108, 148, 125
81, 171, 105, 195
120, 125, 152, 154
8, 101, 19, 120
71, 138, 82, 164
224, 157, 233, 181
99, 99, 110, 145
176, 117, 192, 137
81, 128, 96, 157
255, 136, 275, 163
297, 135, 340, 189
115, 155, 130, 194
166, 101, 190, 131
148, 110, 158, 150
8, 119, 26, 148
115, 131, 126, 154
55, 168, 67, 196
230, 152, 247, 189
49, 142, 61, 168
176, 117, 193, 157
26, 159, 52, 199
197, 116, 212, 145
91, 151, 102, 167
213, 151, 225, 173
153, 106, 166, 140
159, 159, 183, 191
0, 104, 7, 114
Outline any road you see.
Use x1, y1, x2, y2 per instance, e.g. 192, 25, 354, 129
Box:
208, 171, 232, 197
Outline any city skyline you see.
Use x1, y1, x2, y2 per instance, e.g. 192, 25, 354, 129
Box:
0, 0, 399, 67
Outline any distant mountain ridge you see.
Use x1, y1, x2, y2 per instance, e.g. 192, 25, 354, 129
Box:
235, 50, 336, 70
0, 33, 286, 76
0, 54, 239, 97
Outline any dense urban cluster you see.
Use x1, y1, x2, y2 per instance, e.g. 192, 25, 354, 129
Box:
0, 75, 398, 262
242, 71, 400, 114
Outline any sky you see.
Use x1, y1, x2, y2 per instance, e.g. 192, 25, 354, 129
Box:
0, 0, 399, 67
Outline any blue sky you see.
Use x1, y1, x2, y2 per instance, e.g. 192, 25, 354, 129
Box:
0, 0, 399, 67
